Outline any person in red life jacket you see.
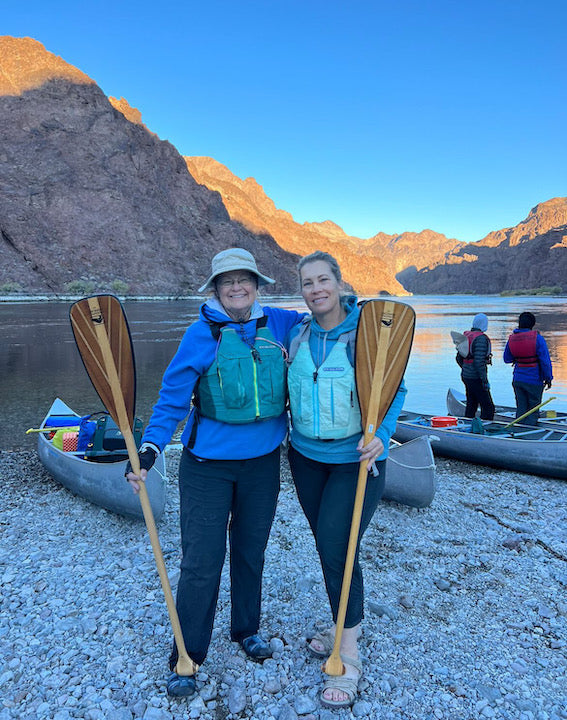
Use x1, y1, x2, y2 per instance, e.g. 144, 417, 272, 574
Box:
459, 313, 495, 420
503, 311, 553, 426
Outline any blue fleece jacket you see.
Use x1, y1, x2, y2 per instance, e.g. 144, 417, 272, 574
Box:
142, 299, 304, 459
503, 328, 553, 385
286, 296, 407, 463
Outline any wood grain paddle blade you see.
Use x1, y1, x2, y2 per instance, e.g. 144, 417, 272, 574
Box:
69, 295, 136, 427
355, 300, 415, 430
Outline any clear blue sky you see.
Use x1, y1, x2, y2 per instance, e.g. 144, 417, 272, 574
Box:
4, 0, 566, 242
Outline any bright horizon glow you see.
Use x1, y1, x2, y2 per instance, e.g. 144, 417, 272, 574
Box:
3, 0, 566, 243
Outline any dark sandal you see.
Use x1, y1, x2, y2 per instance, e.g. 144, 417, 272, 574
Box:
240, 633, 272, 661
166, 671, 196, 697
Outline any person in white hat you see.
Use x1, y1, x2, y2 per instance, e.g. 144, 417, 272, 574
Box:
126, 248, 304, 696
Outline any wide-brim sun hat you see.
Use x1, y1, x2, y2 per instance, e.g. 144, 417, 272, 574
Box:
198, 248, 276, 292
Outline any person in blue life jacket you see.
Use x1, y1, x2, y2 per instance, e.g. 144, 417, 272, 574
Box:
285, 251, 407, 710
458, 312, 495, 420
126, 248, 304, 698
503, 311, 553, 425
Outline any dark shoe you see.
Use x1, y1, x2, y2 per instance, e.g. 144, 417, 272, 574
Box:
240, 633, 272, 661
166, 671, 196, 697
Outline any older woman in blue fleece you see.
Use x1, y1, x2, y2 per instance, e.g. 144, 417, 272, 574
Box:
127, 248, 303, 697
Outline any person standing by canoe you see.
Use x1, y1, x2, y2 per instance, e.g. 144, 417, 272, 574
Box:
458, 312, 495, 420
503, 311, 553, 426
285, 251, 407, 709
126, 248, 304, 698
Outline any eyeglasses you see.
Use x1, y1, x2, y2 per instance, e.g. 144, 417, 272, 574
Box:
217, 276, 256, 289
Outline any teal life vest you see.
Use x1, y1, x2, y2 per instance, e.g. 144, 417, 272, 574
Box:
196, 319, 286, 424
287, 321, 362, 439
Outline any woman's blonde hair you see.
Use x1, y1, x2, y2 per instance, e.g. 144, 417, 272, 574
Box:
297, 251, 342, 284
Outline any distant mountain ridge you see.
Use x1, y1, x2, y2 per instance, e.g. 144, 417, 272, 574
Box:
1, 35, 565, 296
185, 156, 567, 294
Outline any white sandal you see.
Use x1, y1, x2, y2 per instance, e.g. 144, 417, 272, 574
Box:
320, 655, 362, 709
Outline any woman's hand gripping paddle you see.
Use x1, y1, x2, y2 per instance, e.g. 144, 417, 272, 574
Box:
69, 295, 197, 677
323, 300, 415, 676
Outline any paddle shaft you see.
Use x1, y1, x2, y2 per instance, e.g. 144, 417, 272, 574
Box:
26, 427, 78, 434
324, 302, 394, 677
86, 298, 197, 677
501, 396, 556, 431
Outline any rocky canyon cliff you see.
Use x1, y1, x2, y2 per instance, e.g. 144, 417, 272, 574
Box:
1, 36, 566, 297
0, 36, 300, 296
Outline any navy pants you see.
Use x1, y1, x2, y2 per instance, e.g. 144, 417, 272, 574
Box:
513, 381, 543, 425
169, 446, 280, 668
288, 444, 385, 628
463, 378, 495, 420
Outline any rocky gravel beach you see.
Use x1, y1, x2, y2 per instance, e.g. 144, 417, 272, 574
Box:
1, 448, 566, 720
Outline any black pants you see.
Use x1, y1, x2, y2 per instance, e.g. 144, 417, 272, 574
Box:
169, 446, 280, 668
513, 381, 543, 425
288, 444, 385, 628
463, 377, 495, 420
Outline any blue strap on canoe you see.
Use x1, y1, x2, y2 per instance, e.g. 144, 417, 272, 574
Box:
77, 415, 97, 451
44, 415, 79, 428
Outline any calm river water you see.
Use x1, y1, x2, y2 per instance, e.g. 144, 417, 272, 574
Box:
2, 295, 567, 451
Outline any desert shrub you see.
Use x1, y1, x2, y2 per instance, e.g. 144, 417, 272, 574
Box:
0, 282, 23, 294
65, 280, 96, 295
111, 280, 130, 295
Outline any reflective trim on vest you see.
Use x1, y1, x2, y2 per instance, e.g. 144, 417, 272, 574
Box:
508, 330, 538, 367
197, 325, 286, 424
287, 327, 361, 440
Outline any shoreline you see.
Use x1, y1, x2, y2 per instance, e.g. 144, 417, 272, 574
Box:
1, 449, 566, 719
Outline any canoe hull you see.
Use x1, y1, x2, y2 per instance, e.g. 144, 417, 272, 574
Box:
394, 412, 567, 479
38, 399, 167, 520
384, 436, 437, 508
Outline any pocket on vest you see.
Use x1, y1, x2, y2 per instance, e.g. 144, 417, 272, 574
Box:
218, 361, 249, 408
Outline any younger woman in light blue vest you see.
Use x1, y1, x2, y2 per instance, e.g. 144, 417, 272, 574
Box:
286, 251, 406, 709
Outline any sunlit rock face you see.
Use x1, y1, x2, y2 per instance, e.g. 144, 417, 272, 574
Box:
185, 156, 406, 296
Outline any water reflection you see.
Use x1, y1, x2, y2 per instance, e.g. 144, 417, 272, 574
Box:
2, 296, 566, 451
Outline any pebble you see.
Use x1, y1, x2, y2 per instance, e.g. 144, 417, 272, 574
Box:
1, 450, 566, 720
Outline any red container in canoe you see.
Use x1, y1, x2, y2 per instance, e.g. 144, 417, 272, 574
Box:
430, 416, 458, 428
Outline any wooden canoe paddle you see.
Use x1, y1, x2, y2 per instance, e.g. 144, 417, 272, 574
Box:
499, 396, 556, 431
69, 294, 197, 677
323, 299, 415, 676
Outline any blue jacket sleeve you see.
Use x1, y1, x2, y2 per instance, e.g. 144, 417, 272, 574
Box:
141, 322, 215, 450
537, 334, 553, 382
503, 341, 514, 364
265, 306, 305, 342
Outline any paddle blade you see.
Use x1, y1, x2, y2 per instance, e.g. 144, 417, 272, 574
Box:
69, 295, 136, 428
355, 300, 415, 430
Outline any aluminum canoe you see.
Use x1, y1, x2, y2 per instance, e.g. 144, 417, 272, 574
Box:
384, 435, 437, 508
394, 408, 567, 479
37, 398, 167, 520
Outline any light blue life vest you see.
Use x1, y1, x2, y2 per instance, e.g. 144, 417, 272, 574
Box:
196, 321, 286, 424
287, 321, 362, 439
